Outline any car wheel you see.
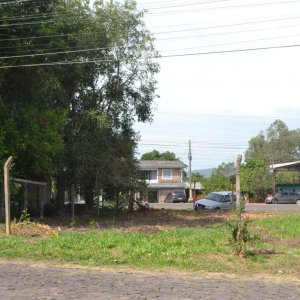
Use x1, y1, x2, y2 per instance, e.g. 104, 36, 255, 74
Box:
272, 199, 277, 204
215, 207, 220, 211
296, 199, 300, 205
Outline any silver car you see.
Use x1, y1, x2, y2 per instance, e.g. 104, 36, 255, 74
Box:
265, 192, 300, 204
194, 191, 237, 211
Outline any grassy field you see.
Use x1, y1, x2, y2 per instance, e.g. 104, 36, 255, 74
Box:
0, 210, 299, 277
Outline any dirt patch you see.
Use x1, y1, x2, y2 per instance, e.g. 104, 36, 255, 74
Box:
118, 225, 163, 236
285, 236, 300, 247
248, 249, 282, 255
0, 209, 291, 237
0, 221, 56, 236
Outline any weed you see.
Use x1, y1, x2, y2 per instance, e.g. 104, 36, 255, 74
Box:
227, 205, 251, 256
88, 218, 97, 230
19, 209, 32, 225
69, 218, 77, 228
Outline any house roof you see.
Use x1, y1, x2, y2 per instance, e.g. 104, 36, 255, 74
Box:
269, 161, 300, 172
138, 160, 185, 170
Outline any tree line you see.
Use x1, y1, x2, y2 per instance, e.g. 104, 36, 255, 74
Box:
196, 119, 300, 200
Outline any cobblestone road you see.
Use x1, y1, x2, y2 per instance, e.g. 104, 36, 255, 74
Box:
0, 261, 299, 299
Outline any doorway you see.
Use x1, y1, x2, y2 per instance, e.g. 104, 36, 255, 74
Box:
148, 190, 158, 203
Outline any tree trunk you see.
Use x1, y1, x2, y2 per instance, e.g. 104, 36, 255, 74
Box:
127, 191, 134, 211
83, 184, 95, 213
56, 174, 66, 215
115, 191, 120, 212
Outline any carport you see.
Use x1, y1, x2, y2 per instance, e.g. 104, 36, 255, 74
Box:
270, 161, 300, 194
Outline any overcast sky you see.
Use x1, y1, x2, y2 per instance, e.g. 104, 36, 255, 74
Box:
133, 0, 300, 170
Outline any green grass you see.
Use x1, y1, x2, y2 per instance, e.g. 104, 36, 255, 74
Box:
0, 215, 299, 276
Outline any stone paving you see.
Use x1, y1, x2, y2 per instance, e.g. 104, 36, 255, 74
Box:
0, 261, 299, 299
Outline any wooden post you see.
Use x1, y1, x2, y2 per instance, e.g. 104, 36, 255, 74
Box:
188, 140, 193, 202
272, 170, 276, 195
4, 156, 13, 235
236, 154, 242, 208
24, 183, 28, 210
70, 184, 75, 219
41, 185, 46, 218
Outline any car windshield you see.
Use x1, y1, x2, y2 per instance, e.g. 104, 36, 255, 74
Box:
205, 193, 224, 202
174, 192, 184, 196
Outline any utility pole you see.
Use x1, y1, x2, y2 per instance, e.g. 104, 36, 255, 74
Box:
4, 156, 13, 235
188, 140, 193, 202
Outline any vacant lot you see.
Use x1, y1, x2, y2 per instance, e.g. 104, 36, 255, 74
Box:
0, 210, 299, 278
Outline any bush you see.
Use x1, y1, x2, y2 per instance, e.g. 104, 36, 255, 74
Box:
227, 206, 251, 256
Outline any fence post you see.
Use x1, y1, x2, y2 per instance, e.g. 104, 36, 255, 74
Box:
4, 156, 13, 235
236, 154, 242, 208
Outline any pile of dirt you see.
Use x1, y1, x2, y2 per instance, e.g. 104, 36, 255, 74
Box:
0, 221, 57, 236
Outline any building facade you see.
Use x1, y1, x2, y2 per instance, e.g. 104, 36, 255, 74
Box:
138, 160, 186, 203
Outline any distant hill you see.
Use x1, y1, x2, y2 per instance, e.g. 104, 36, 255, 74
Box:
192, 168, 214, 177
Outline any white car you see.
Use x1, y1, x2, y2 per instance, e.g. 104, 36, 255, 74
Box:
194, 191, 237, 211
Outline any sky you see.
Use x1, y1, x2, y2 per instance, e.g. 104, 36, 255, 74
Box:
133, 0, 300, 170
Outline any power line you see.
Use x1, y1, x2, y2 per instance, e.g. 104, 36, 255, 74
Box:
3, 15, 298, 44
2, 16, 299, 55
0, 11, 73, 22
0, 58, 116, 69
160, 43, 300, 58
156, 23, 300, 41
1, 43, 300, 68
147, 0, 300, 16
0, 30, 101, 43
159, 32, 300, 53
0, 14, 87, 28
0, 47, 113, 60
144, 0, 231, 10
153, 111, 300, 119
139, 0, 231, 8
2, 30, 299, 58
152, 15, 300, 34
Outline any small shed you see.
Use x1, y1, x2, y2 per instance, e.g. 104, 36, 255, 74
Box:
270, 161, 300, 193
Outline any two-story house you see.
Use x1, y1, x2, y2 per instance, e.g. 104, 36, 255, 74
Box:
138, 160, 186, 203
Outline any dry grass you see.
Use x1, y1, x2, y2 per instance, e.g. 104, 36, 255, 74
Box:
0, 209, 296, 238
0, 220, 57, 236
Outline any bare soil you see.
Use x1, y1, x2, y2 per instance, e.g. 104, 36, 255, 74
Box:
0, 209, 287, 237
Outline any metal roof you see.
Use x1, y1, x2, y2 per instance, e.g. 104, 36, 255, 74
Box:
270, 161, 300, 172
138, 160, 186, 169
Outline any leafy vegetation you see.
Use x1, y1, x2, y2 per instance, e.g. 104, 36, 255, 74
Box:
0, 0, 159, 212
140, 150, 178, 161
198, 120, 300, 199
227, 204, 250, 256
0, 212, 299, 276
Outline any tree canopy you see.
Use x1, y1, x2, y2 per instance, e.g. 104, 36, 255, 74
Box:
0, 0, 159, 210
243, 119, 300, 198
245, 119, 300, 164
141, 150, 177, 161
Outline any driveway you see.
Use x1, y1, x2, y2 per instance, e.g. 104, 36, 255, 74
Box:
0, 261, 299, 299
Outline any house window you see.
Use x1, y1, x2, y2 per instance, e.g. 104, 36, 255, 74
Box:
143, 170, 158, 182
162, 169, 172, 180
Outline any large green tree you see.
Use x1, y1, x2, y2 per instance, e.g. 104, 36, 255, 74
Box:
245, 119, 300, 164
240, 159, 272, 198
0, 0, 159, 212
